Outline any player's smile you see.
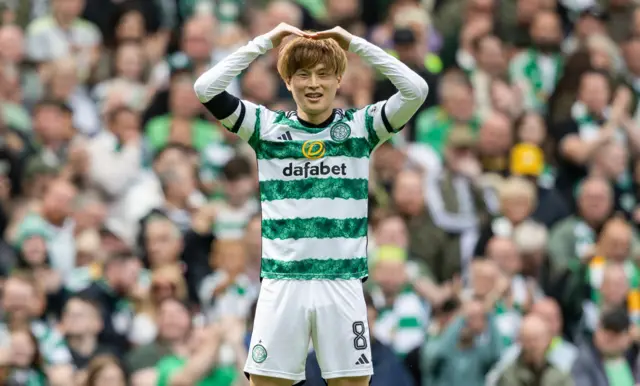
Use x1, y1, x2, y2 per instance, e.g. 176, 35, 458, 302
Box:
305, 92, 323, 103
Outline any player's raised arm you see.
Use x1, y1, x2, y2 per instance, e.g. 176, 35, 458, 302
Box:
313, 27, 429, 140
193, 23, 311, 141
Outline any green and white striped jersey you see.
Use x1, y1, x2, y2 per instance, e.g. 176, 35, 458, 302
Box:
194, 34, 429, 281
220, 103, 395, 280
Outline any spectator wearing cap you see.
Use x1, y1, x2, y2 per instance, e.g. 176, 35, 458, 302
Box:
511, 143, 570, 227
572, 306, 637, 386
424, 127, 490, 282
414, 69, 481, 158
509, 11, 564, 113
367, 245, 430, 356
306, 291, 415, 386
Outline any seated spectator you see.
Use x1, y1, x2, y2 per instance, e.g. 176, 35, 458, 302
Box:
496, 314, 573, 386
572, 307, 637, 385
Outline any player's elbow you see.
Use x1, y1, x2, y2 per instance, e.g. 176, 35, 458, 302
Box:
193, 74, 212, 103
416, 78, 429, 104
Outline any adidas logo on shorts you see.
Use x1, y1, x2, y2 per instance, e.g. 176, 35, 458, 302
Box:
355, 354, 370, 365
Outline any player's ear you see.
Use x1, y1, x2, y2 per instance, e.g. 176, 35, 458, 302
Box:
336, 75, 342, 89
285, 78, 292, 91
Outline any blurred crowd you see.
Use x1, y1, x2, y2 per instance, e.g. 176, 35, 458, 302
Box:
6, 0, 640, 385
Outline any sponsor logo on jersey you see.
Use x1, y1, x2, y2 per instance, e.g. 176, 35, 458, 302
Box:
330, 122, 351, 142
252, 343, 268, 363
283, 161, 347, 178
301, 140, 325, 160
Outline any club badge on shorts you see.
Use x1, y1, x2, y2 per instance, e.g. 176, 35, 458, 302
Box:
252, 343, 268, 363
330, 122, 351, 142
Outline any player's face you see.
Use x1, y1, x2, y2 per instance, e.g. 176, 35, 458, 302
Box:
287, 63, 341, 117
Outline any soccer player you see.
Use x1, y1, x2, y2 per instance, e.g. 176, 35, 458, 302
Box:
194, 23, 429, 386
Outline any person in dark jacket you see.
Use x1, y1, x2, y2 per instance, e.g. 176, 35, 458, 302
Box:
571, 307, 637, 386
77, 253, 141, 355
304, 292, 414, 386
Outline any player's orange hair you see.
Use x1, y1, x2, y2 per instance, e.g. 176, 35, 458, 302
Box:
277, 35, 348, 81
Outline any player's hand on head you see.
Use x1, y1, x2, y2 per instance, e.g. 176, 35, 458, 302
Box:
266, 22, 312, 48
312, 26, 354, 50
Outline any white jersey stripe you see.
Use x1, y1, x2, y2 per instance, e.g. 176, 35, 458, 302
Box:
262, 236, 368, 262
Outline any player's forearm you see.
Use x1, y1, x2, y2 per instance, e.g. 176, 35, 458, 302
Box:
349, 36, 429, 128
193, 35, 273, 103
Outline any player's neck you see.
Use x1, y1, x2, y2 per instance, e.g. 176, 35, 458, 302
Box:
296, 108, 334, 126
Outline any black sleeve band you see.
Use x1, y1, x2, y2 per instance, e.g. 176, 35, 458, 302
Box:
202, 91, 241, 120
229, 101, 246, 134
381, 102, 397, 133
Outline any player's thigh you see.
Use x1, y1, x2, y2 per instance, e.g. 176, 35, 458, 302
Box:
311, 280, 373, 379
245, 279, 311, 380
326, 376, 371, 386
250, 374, 296, 386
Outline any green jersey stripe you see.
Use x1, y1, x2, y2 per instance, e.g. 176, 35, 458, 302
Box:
261, 257, 368, 280
262, 217, 367, 240
365, 105, 379, 150
256, 137, 370, 160
260, 177, 368, 201
248, 107, 261, 149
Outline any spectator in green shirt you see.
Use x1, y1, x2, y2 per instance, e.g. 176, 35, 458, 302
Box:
145, 73, 221, 154
414, 69, 481, 157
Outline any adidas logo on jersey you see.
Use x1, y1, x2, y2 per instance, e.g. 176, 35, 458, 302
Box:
355, 354, 370, 365
282, 161, 346, 178
277, 131, 293, 141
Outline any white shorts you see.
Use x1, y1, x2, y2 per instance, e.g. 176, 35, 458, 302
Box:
244, 279, 373, 383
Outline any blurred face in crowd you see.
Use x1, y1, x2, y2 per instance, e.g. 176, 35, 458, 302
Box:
476, 35, 506, 77
10, 330, 37, 368
595, 323, 631, 357
242, 63, 277, 105
170, 77, 201, 119
624, 39, 640, 76
519, 315, 552, 366
74, 195, 108, 233
164, 163, 196, 203
50, 59, 79, 99
158, 299, 191, 342
373, 144, 405, 185
212, 240, 247, 277
471, 260, 499, 298
326, 0, 359, 24
110, 258, 141, 293
486, 237, 522, 276
501, 192, 534, 224
43, 179, 77, 225
224, 175, 255, 207
154, 147, 188, 175
517, 113, 546, 146
576, 15, 606, 40
92, 363, 126, 386
441, 82, 475, 122
392, 170, 424, 216
33, 104, 65, 145
62, 298, 102, 338
373, 259, 408, 297
601, 265, 629, 306
109, 108, 140, 141
182, 17, 214, 63
2, 277, 38, 321
530, 11, 562, 53
0, 26, 24, 64
477, 113, 513, 156
151, 268, 183, 303
115, 43, 144, 81
21, 236, 47, 268
375, 216, 408, 249
578, 179, 612, 225
116, 10, 145, 42
145, 219, 182, 268
599, 220, 632, 263
53, 0, 85, 20
531, 299, 562, 337
266, 0, 303, 30
579, 72, 611, 114
244, 217, 262, 261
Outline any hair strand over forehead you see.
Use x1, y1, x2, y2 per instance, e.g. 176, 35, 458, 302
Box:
277, 36, 347, 81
